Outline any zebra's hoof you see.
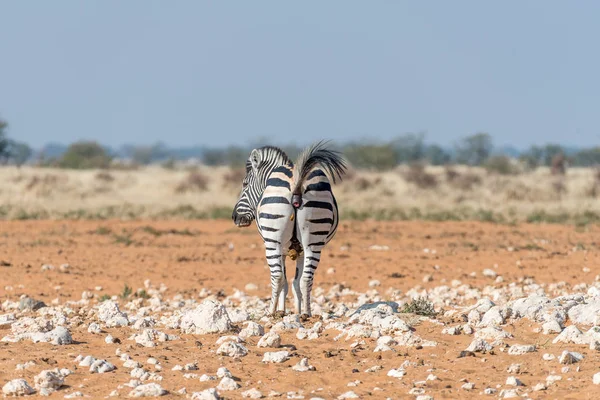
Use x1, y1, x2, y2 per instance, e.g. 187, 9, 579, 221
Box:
300, 313, 311, 322
272, 311, 286, 319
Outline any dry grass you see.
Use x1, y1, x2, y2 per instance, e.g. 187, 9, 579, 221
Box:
1, 165, 600, 223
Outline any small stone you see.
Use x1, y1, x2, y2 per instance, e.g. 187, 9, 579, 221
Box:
262, 351, 290, 363
337, 391, 359, 399
128, 383, 167, 397
242, 388, 263, 398
507, 344, 536, 355
542, 353, 556, 361
505, 376, 523, 386
483, 388, 497, 395
461, 382, 475, 390
559, 350, 584, 364
216, 367, 232, 378
217, 377, 240, 391
257, 331, 281, 348
216, 342, 248, 358
190, 388, 221, 400
593, 372, 600, 385
244, 283, 258, 291
506, 364, 520, 374
387, 369, 406, 379
2, 379, 35, 396
292, 358, 315, 372
533, 383, 547, 391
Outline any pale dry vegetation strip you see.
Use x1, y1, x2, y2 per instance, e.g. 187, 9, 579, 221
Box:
1, 165, 600, 223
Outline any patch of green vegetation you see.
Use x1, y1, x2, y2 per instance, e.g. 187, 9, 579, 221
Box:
140, 225, 197, 236
113, 233, 134, 246
135, 289, 150, 299
400, 297, 437, 317
521, 243, 544, 251
93, 226, 112, 235
98, 294, 111, 302
120, 284, 132, 300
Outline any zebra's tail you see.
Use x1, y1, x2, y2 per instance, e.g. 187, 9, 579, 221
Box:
292, 140, 348, 196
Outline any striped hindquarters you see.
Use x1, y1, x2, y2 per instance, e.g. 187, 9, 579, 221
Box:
298, 168, 339, 246
256, 164, 295, 248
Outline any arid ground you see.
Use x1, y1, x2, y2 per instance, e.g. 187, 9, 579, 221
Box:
1, 220, 600, 399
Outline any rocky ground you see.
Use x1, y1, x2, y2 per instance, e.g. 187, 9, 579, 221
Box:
1, 220, 600, 399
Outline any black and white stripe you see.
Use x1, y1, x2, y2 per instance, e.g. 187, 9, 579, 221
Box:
232, 141, 347, 317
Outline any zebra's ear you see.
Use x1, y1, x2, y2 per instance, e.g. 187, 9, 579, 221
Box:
250, 149, 262, 172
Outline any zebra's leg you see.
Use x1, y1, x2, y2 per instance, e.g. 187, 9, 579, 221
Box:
277, 256, 288, 314
299, 246, 323, 318
268, 251, 286, 317
292, 255, 304, 315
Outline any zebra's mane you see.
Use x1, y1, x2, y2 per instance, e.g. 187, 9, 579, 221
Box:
246, 146, 292, 172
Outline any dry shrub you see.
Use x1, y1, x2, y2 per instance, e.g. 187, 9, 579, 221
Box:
445, 166, 481, 191
402, 162, 437, 189
551, 153, 567, 175
175, 171, 209, 193
222, 168, 246, 188
351, 176, 381, 191
484, 155, 520, 175
551, 178, 567, 199
26, 174, 61, 191
95, 171, 115, 182
584, 167, 600, 198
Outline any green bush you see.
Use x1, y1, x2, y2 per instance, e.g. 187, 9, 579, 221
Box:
484, 155, 519, 175
57, 141, 112, 169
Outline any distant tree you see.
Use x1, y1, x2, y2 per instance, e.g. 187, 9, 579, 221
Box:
58, 141, 112, 169
454, 132, 493, 166
8, 141, 33, 166
131, 146, 154, 165
423, 144, 451, 165
571, 147, 600, 167
0, 118, 9, 163
519, 145, 544, 169
343, 143, 398, 171
542, 144, 565, 167
202, 145, 247, 167
391, 133, 425, 164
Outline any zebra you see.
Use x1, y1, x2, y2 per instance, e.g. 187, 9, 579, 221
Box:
231, 141, 347, 318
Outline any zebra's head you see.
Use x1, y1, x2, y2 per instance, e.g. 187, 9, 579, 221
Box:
232, 146, 290, 227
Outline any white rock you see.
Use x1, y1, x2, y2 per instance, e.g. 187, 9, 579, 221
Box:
105, 334, 117, 344
77, 355, 96, 367
34, 370, 64, 392
199, 374, 216, 382
542, 320, 563, 334
533, 383, 547, 391
90, 359, 116, 373
292, 358, 315, 372
262, 351, 290, 363
216, 367, 232, 378
568, 299, 600, 325
507, 344, 536, 355
387, 368, 406, 379
505, 376, 523, 386
593, 372, 600, 385
190, 388, 221, 400
257, 331, 281, 348
338, 391, 359, 399
2, 379, 35, 396
465, 339, 492, 353
217, 377, 240, 391
128, 383, 167, 397
180, 300, 232, 334
98, 301, 129, 327
482, 269, 497, 278
553, 325, 586, 344
124, 360, 142, 369
542, 353, 556, 361
499, 389, 518, 398
506, 364, 520, 374
559, 350, 584, 364
64, 391, 85, 398
239, 322, 264, 338
216, 341, 248, 358
461, 382, 475, 390
87, 323, 102, 334
241, 388, 263, 398
546, 375, 562, 384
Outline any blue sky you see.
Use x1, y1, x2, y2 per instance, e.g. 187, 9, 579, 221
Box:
1, 1, 599, 149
